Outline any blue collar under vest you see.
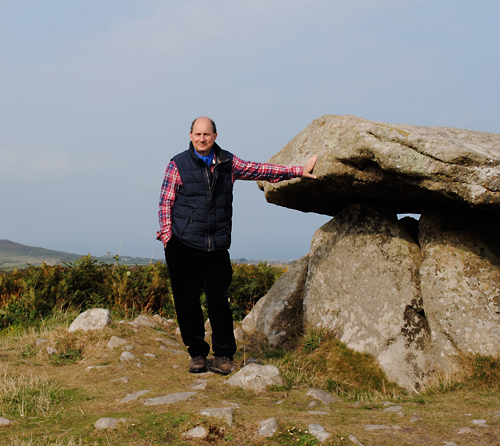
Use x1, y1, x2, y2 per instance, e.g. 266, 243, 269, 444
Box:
171, 142, 234, 251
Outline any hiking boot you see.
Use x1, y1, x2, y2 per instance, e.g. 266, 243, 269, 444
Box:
210, 356, 237, 375
189, 356, 207, 373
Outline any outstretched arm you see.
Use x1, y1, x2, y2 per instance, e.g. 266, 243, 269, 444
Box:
302, 154, 318, 179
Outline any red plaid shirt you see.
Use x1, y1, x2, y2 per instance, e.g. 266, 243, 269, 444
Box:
157, 154, 303, 246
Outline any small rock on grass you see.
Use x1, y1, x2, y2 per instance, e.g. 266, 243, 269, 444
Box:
365, 425, 391, 431
119, 390, 151, 403
225, 363, 283, 393
94, 418, 126, 430
308, 424, 331, 442
383, 405, 403, 412
0, 417, 12, 427
144, 392, 197, 406
133, 315, 158, 328
306, 388, 340, 404
110, 376, 129, 383
257, 417, 278, 437
182, 426, 209, 439
68, 309, 111, 333
199, 407, 234, 426
120, 351, 138, 361
107, 336, 128, 349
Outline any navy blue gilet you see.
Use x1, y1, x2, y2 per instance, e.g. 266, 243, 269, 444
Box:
171, 142, 234, 251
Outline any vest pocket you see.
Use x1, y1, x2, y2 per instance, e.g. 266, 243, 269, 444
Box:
181, 210, 194, 235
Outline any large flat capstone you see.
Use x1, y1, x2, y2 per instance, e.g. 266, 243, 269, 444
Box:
258, 115, 500, 215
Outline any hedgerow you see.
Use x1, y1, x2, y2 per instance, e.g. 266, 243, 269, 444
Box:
0, 256, 284, 328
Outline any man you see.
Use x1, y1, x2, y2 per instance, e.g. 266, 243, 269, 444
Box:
157, 116, 317, 375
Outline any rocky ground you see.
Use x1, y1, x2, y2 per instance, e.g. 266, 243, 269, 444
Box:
0, 313, 499, 446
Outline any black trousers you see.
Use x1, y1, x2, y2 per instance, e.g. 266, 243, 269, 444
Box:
164, 235, 237, 359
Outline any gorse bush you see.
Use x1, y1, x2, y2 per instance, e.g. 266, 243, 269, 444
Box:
0, 257, 284, 328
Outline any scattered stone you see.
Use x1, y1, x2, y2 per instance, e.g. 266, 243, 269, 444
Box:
175, 327, 181, 335
123, 344, 134, 351
94, 417, 125, 430
308, 411, 328, 415
308, 423, 332, 442
188, 379, 208, 390
381, 401, 394, 407
348, 435, 364, 446
384, 405, 403, 412
472, 419, 487, 426
68, 309, 111, 333
85, 365, 108, 371
364, 425, 391, 431
257, 417, 278, 437
306, 388, 339, 404
35, 339, 48, 346
144, 392, 197, 406
308, 401, 317, 407
182, 426, 208, 439
0, 417, 12, 427
119, 390, 150, 403
107, 336, 128, 349
458, 427, 473, 434
410, 414, 421, 422
151, 314, 177, 327
199, 407, 234, 426
225, 363, 284, 393
493, 411, 500, 417
133, 315, 158, 328
443, 442, 459, 446
120, 351, 138, 362
143, 353, 156, 358
110, 376, 129, 383
46, 347, 57, 355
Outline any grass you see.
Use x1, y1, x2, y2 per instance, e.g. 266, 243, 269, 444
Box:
0, 319, 499, 445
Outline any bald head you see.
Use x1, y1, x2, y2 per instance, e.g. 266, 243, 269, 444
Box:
190, 116, 217, 134
189, 116, 218, 156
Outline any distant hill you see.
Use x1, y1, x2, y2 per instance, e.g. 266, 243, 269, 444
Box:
0, 239, 82, 268
0, 239, 164, 270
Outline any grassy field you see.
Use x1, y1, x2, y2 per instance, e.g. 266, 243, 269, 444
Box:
0, 312, 499, 446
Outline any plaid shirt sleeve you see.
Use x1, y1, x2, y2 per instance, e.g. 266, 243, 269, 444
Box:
156, 160, 182, 246
231, 155, 303, 183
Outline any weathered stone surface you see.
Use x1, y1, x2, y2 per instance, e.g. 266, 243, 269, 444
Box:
241, 254, 309, 345
94, 418, 125, 430
304, 203, 434, 390
68, 309, 111, 332
308, 424, 331, 442
120, 351, 138, 362
143, 392, 197, 406
257, 417, 278, 437
198, 407, 234, 426
306, 388, 340, 404
119, 389, 150, 403
182, 426, 209, 439
132, 315, 158, 328
419, 211, 500, 358
0, 417, 12, 427
107, 336, 128, 349
225, 363, 283, 393
258, 115, 500, 216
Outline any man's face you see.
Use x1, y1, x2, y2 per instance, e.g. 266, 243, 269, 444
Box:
190, 118, 217, 156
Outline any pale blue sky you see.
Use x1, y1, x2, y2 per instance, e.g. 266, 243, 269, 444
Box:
1, 0, 499, 260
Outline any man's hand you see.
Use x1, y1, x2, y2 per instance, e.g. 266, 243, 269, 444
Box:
302, 154, 318, 179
